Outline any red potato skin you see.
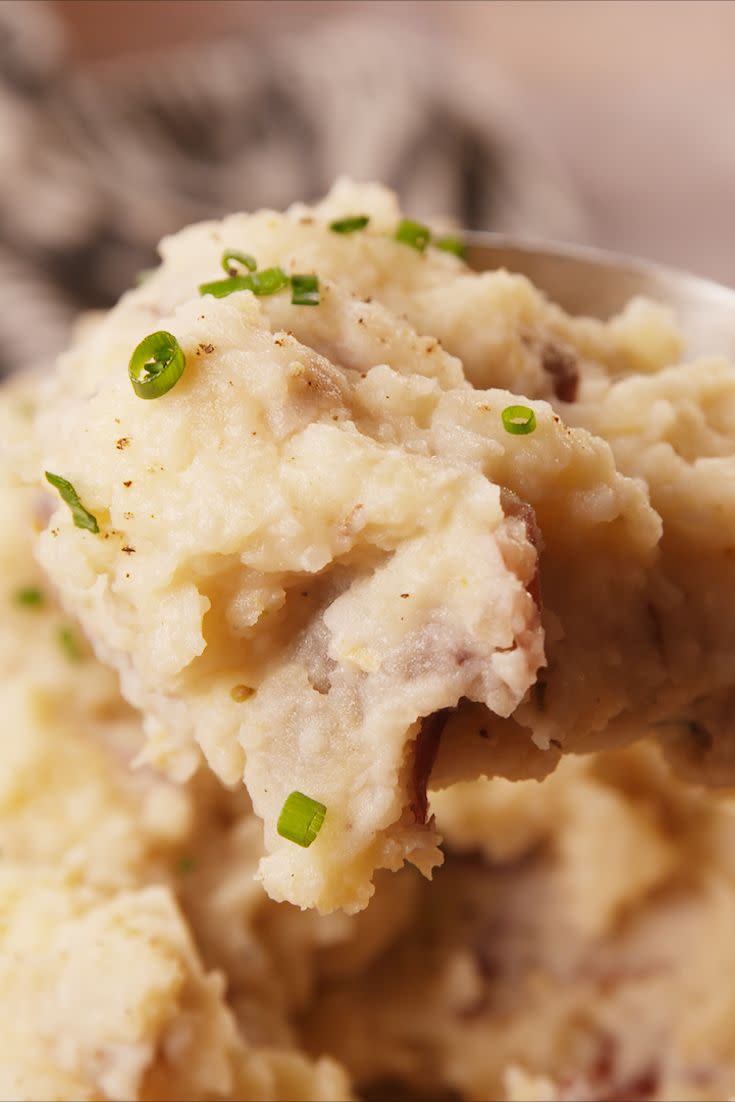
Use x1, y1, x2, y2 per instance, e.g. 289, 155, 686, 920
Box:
411, 709, 452, 824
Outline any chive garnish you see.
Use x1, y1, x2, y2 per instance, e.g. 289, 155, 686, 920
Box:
329, 215, 370, 234
57, 624, 83, 662
221, 249, 257, 276
434, 235, 466, 259
177, 855, 196, 874
199, 267, 289, 299
199, 275, 252, 298
45, 472, 99, 534
14, 586, 44, 608
291, 273, 320, 306
395, 218, 431, 252
502, 405, 537, 435
128, 330, 186, 400
250, 267, 290, 296
277, 791, 326, 848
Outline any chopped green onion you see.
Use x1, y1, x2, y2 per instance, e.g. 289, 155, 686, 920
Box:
177, 855, 196, 874
221, 249, 257, 276
57, 624, 83, 662
434, 235, 466, 259
395, 218, 431, 252
250, 267, 290, 295
329, 215, 370, 234
128, 330, 186, 400
277, 791, 327, 848
14, 586, 44, 608
291, 273, 320, 306
135, 268, 155, 286
199, 275, 252, 298
45, 472, 99, 534
502, 405, 537, 435
199, 267, 289, 299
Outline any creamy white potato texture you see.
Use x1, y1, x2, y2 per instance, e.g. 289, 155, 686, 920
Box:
308, 743, 735, 1102
0, 425, 350, 1102
29, 180, 735, 914
6, 369, 735, 1097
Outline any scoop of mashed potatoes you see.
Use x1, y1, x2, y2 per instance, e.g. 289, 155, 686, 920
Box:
5, 367, 735, 1098
25, 180, 735, 914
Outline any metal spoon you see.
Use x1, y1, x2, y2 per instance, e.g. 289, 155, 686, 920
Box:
465, 234, 735, 361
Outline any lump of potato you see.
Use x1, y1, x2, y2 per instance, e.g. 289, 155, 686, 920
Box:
28, 179, 735, 913
25, 181, 687, 914
0, 869, 349, 1102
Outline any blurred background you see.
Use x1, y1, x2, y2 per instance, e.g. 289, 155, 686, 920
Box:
0, 0, 733, 374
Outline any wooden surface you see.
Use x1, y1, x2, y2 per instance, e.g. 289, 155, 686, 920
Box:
53, 0, 735, 284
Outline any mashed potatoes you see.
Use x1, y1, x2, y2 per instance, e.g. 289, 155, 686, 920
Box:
309, 742, 735, 1102
0, 440, 350, 1102
27, 180, 729, 914
2, 189, 735, 1099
